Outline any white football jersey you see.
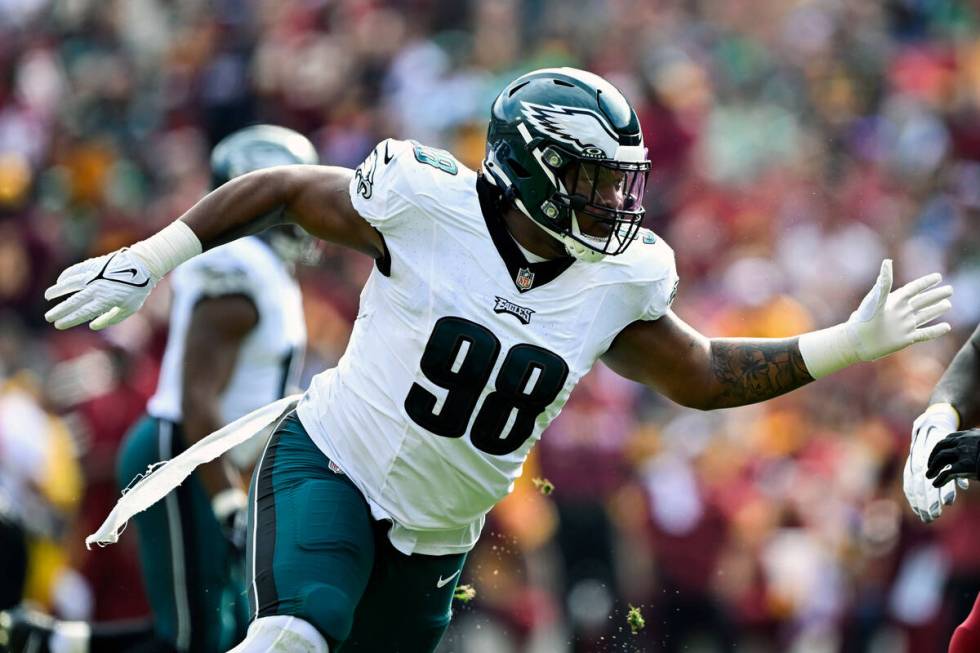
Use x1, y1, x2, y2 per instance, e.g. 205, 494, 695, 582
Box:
148, 236, 306, 466
297, 139, 678, 555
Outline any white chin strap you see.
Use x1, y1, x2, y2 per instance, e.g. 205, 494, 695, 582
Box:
561, 234, 606, 263
566, 214, 610, 262
526, 208, 607, 263
484, 166, 607, 263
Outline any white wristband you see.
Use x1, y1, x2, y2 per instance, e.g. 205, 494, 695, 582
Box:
129, 221, 202, 279
924, 402, 961, 431
211, 487, 248, 521
798, 323, 860, 380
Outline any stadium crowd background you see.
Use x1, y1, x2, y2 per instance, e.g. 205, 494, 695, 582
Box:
2, 0, 980, 651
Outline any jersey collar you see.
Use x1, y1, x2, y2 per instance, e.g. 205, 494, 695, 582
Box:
476, 175, 575, 293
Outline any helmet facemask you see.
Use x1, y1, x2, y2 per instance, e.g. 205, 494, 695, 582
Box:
527, 145, 649, 262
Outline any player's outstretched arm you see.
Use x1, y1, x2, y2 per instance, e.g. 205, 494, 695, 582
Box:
930, 322, 980, 425
604, 259, 952, 410
604, 311, 814, 410
181, 165, 383, 257
44, 165, 382, 331
904, 322, 980, 522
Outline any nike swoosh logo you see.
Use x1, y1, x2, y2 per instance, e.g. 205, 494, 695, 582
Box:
436, 569, 461, 588
383, 142, 394, 164
104, 267, 150, 286
92, 252, 151, 288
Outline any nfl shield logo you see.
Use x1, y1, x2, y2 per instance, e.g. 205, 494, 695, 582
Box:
515, 267, 535, 291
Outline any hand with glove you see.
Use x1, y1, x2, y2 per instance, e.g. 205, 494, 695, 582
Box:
45, 248, 159, 331
927, 429, 980, 490
799, 259, 953, 379
44, 222, 201, 331
211, 488, 249, 557
905, 403, 969, 522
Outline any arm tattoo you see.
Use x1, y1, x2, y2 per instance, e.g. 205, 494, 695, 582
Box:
709, 339, 814, 409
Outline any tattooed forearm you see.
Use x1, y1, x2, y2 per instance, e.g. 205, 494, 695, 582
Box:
708, 338, 814, 409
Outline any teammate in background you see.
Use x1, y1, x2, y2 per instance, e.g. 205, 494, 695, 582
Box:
43, 68, 953, 653
905, 322, 980, 653
3, 125, 313, 653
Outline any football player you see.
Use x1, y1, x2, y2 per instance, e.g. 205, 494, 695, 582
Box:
44, 68, 953, 653
904, 321, 980, 652
4, 125, 313, 653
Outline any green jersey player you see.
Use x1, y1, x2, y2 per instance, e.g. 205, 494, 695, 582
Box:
44, 68, 953, 653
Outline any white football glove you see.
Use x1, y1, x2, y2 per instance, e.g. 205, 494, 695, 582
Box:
904, 403, 969, 522
44, 248, 159, 331
800, 260, 953, 378
845, 259, 952, 361
45, 221, 201, 331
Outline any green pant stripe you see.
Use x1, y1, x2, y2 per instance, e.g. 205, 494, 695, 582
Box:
246, 409, 293, 619
251, 427, 281, 618
174, 425, 209, 651
118, 415, 248, 652
159, 420, 192, 651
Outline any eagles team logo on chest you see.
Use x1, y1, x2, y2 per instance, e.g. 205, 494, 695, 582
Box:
493, 296, 534, 325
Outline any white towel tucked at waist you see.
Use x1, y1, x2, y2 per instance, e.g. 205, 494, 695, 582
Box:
86, 394, 300, 549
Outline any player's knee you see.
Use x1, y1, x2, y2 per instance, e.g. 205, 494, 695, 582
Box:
299, 583, 357, 644
949, 623, 980, 653
950, 597, 980, 653
229, 616, 329, 653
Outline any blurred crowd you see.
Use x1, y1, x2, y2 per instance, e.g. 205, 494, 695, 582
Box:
3, 0, 980, 651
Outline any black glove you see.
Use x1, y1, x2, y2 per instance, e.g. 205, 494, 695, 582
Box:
212, 489, 248, 556
221, 507, 248, 556
927, 429, 980, 488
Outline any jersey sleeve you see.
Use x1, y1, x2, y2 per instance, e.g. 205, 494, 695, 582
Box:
634, 230, 680, 322
349, 139, 417, 234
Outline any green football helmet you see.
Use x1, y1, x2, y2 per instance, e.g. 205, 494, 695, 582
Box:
483, 68, 650, 262
211, 125, 320, 262
211, 124, 319, 186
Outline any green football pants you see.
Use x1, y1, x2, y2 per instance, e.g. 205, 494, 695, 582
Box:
116, 416, 249, 653
245, 411, 468, 652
